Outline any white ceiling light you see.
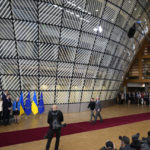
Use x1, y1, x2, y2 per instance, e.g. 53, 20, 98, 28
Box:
93, 27, 98, 32
98, 26, 103, 33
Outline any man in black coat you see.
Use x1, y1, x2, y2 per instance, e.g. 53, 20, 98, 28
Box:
45, 105, 64, 150
88, 98, 95, 122
2, 91, 9, 125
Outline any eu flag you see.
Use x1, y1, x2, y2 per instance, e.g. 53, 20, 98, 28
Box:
25, 92, 31, 116
19, 91, 24, 115
31, 91, 38, 115
38, 92, 44, 114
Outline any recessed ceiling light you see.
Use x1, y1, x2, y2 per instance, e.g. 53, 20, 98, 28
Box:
93, 27, 98, 32
98, 26, 103, 33
95, 9, 98, 12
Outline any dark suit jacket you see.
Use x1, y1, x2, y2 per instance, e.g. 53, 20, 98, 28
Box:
95, 100, 101, 110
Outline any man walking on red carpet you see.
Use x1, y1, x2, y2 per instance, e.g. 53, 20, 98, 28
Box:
94, 97, 103, 123
45, 105, 64, 150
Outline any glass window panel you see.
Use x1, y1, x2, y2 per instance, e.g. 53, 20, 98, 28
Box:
86, 0, 105, 17
110, 26, 123, 42
79, 32, 95, 50
92, 91, 101, 99
105, 41, 117, 55
1, 59, 18, 75
122, 0, 136, 14
94, 80, 104, 90
40, 61, 57, 76
56, 91, 69, 104
19, 60, 38, 75
8, 91, 20, 100
99, 21, 113, 38
82, 15, 99, 34
83, 79, 94, 90
114, 45, 124, 57
59, 46, 76, 62
76, 49, 91, 64
0, 0, 11, 18
81, 91, 92, 102
103, 2, 120, 23
39, 24, 60, 44
42, 92, 54, 104
60, 28, 80, 47
94, 37, 108, 53
69, 91, 81, 103
56, 78, 71, 90
17, 41, 38, 59
21, 76, 38, 90
115, 11, 129, 28
96, 68, 107, 79
40, 77, 55, 90
1, 40, 16, 58
86, 66, 98, 78
73, 64, 87, 78
2, 75, 20, 90
14, 21, 38, 41
62, 9, 82, 30
89, 52, 103, 65
12, 0, 37, 21
108, 0, 123, 6
100, 91, 107, 100
0, 19, 14, 39
58, 63, 73, 77
71, 78, 84, 90
64, 0, 86, 11
39, 44, 58, 61
101, 55, 112, 67
105, 69, 115, 79
39, 2, 62, 25
102, 80, 110, 90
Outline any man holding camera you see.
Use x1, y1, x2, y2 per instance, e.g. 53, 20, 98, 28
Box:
119, 136, 134, 150
45, 105, 64, 150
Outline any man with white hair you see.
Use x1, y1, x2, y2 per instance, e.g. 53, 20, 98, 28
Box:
94, 97, 103, 123
45, 105, 64, 150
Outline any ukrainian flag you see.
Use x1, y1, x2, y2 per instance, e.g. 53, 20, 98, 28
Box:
19, 91, 24, 115
31, 91, 38, 115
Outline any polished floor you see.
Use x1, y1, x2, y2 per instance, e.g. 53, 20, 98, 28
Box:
0, 104, 150, 150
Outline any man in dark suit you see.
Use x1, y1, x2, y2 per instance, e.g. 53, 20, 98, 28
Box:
94, 97, 103, 123
2, 90, 9, 125
45, 105, 64, 150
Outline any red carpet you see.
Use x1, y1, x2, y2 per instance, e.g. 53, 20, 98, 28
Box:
0, 112, 150, 147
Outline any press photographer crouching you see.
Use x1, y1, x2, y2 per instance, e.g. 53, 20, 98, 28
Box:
119, 136, 135, 150
130, 133, 141, 150
45, 105, 66, 150
99, 141, 117, 150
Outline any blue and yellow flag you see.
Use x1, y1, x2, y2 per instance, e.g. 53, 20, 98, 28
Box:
38, 92, 44, 114
19, 91, 24, 115
25, 92, 31, 116
31, 91, 38, 115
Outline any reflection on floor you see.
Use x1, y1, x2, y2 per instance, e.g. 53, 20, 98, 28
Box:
0, 104, 150, 150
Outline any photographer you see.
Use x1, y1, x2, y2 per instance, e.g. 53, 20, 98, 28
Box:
119, 136, 135, 150
130, 133, 141, 150
45, 105, 64, 150
99, 141, 116, 150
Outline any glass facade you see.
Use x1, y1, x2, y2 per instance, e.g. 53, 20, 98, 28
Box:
0, 0, 149, 104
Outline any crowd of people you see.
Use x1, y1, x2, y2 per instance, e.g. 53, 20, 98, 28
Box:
100, 131, 150, 150
0, 90, 20, 125
118, 91, 150, 105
